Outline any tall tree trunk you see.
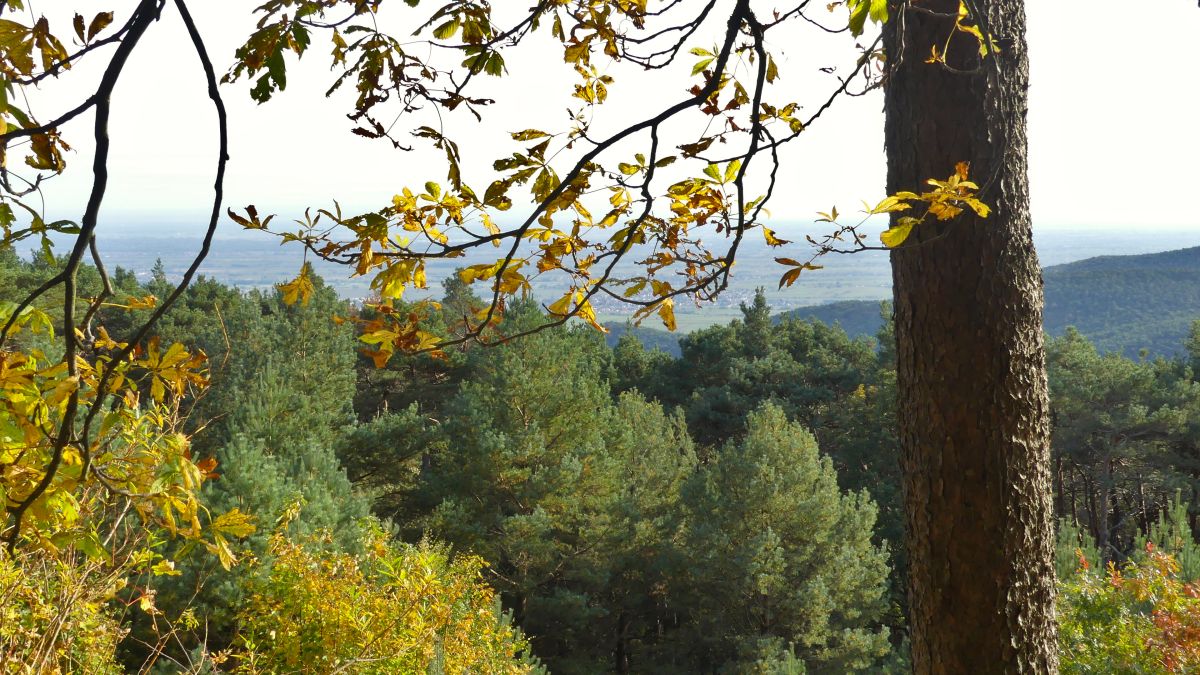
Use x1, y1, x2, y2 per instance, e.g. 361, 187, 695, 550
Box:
1083, 470, 1098, 540
1097, 457, 1112, 558
615, 610, 630, 674
1135, 473, 1149, 536
1055, 455, 1064, 518
883, 0, 1057, 671
1068, 464, 1078, 525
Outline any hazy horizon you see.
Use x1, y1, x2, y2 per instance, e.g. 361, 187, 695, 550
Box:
19, 221, 1200, 336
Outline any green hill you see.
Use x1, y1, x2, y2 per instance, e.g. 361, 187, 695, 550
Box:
778, 246, 1200, 358
781, 300, 892, 340
603, 322, 684, 356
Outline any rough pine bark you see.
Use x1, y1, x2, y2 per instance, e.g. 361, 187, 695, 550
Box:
882, 0, 1058, 671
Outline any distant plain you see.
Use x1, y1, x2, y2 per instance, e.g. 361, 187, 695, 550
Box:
59, 220, 1200, 334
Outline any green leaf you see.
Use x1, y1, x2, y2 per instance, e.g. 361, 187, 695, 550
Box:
266, 48, 287, 91
74, 530, 106, 560
869, 0, 888, 24
724, 159, 742, 183
847, 0, 888, 36
485, 52, 505, 76
290, 21, 311, 52
532, 168, 559, 201
432, 19, 460, 40
848, 1, 868, 36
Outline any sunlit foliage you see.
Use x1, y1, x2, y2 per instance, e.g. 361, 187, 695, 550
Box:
1059, 547, 1200, 674
231, 517, 534, 674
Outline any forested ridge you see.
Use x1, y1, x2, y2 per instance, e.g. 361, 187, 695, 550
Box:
772, 245, 1200, 359
9, 247, 1200, 672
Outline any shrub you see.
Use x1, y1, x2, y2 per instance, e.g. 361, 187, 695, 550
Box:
1059, 544, 1200, 674
232, 519, 534, 674
1, 548, 125, 674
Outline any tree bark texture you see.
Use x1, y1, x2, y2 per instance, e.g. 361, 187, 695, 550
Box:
883, 0, 1057, 672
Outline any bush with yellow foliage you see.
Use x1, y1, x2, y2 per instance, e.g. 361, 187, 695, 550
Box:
231, 517, 536, 674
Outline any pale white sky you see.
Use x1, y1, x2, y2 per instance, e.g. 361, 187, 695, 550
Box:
18, 1, 1200, 234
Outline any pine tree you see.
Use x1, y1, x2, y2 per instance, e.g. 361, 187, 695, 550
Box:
681, 403, 893, 672
416, 323, 619, 672
1048, 328, 1187, 555
597, 392, 698, 672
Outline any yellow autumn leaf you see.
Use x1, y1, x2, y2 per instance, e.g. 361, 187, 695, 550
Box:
763, 228, 790, 247
151, 560, 182, 576
138, 590, 160, 615
870, 195, 913, 215
881, 218, 919, 248
577, 299, 608, 333
495, 267, 529, 294
964, 197, 992, 218
277, 266, 314, 306
657, 298, 677, 332
131, 294, 158, 310
212, 508, 257, 538
363, 347, 394, 369
928, 201, 964, 221
547, 291, 575, 317
210, 534, 237, 571
458, 261, 501, 284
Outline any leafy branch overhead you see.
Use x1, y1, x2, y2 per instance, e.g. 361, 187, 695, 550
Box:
220, 0, 996, 366
220, 0, 906, 366
0, 0, 998, 552
774, 161, 990, 290
0, 0, 245, 559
